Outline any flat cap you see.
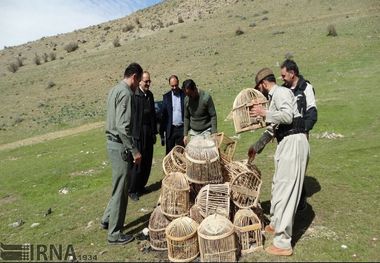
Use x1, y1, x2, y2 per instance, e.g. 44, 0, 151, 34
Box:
255, 67, 274, 88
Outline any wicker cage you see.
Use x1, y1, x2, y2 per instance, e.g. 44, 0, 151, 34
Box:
185, 136, 223, 184
148, 206, 172, 251
214, 132, 237, 162
195, 183, 230, 219
160, 172, 190, 218
197, 214, 237, 262
163, 145, 187, 176
239, 159, 262, 179
233, 208, 263, 255
189, 204, 204, 224
229, 161, 262, 209
165, 216, 199, 262
232, 88, 268, 134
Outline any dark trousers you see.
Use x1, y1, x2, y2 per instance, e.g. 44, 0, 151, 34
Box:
166, 125, 185, 154
102, 140, 133, 241
129, 125, 154, 194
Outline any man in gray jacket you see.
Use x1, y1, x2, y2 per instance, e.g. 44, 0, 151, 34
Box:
101, 63, 143, 245
248, 68, 309, 256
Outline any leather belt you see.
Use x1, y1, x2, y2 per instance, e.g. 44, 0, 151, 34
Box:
107, 135, 122, 143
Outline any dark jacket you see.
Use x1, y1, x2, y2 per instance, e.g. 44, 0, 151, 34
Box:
132, 88, 157, 140
159, 89, 185, 139
292, 75, 318, 132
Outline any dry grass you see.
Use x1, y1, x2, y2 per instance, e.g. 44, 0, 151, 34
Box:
0, 0, 378, 145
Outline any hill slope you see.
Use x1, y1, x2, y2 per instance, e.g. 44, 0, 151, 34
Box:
0, 0, 378, 144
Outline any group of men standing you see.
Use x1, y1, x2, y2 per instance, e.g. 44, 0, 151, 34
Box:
100, 59, 318, 257
101, 62, 218, 245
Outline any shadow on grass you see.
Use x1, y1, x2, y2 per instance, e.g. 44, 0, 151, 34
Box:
123, 212, 151, 235
304, 175, 321, 198
145, 180, 162, 194
260, 175, 320, 247
122, 181, 162, 236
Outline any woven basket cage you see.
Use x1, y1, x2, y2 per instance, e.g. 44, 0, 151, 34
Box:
160, 172, 190, 218
229, 162, 262, 209
163, 145, 187, 176
165, 216, 199, 262
197, 214, 237, 262
239, 159, 262, 180
232, 88, 268, 134
214, 132, 237, 162
149, 206, 172, 251
185, 136, 223, 184
189, 204, 204, 224
234, 208, 263, 255
195, 183, 230, 219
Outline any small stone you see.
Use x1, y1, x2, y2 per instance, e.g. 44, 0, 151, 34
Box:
341, 244, 348, 249
9, 219, 24, 228
31, 223, 40, 228
142, 227, 149, 236
44, 208, 52, 216
59, 188, 69, 194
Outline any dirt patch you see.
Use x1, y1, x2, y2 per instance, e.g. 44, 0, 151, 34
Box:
0, 194, 17, 206
0, 122, 104, 151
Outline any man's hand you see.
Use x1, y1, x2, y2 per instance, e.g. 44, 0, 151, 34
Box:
133, 152, 142, 165
161, 137, 165, 146
250, 104, 266, 118
247, 145, 256, 163
183, 136, 188, 146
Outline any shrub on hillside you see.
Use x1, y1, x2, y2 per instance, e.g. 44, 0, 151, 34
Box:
16, 57, 24, 67
49, 52, 56, 61
47, 81, 56, 89
178, 16, 184, 23
64, 42, 79, 53
327, 24, 337, 37
33, 54, 41, 65
122, 24, 134, 32
235, 27, 244, 36
42, 53, 49, 62
135, 17, 142, 28
7, 62, 19, 73
113, 36, 121, 47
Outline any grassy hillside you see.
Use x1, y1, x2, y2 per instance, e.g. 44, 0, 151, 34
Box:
0, 0, 379, 261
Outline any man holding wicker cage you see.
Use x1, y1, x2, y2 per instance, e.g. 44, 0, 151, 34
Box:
247, 67, 309, 256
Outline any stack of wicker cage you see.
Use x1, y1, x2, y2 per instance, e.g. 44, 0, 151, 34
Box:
163, 145, 187, 176
160, 172, 190, 218
197, 213, 237, 262
195, 183, 230, 219
166, 216, 199, 262
149, 206, 172, 251
234, 208, 263, 255
185, 136, 223, 185
154, 128, 266, 261
232, 88, 268, 134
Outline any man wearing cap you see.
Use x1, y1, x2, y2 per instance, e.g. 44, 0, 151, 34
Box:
247, 67, 309, 256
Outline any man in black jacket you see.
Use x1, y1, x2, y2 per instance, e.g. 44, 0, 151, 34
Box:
159, 75, 185, 154
280, 59, 318, 210
129, 71, 157, 201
